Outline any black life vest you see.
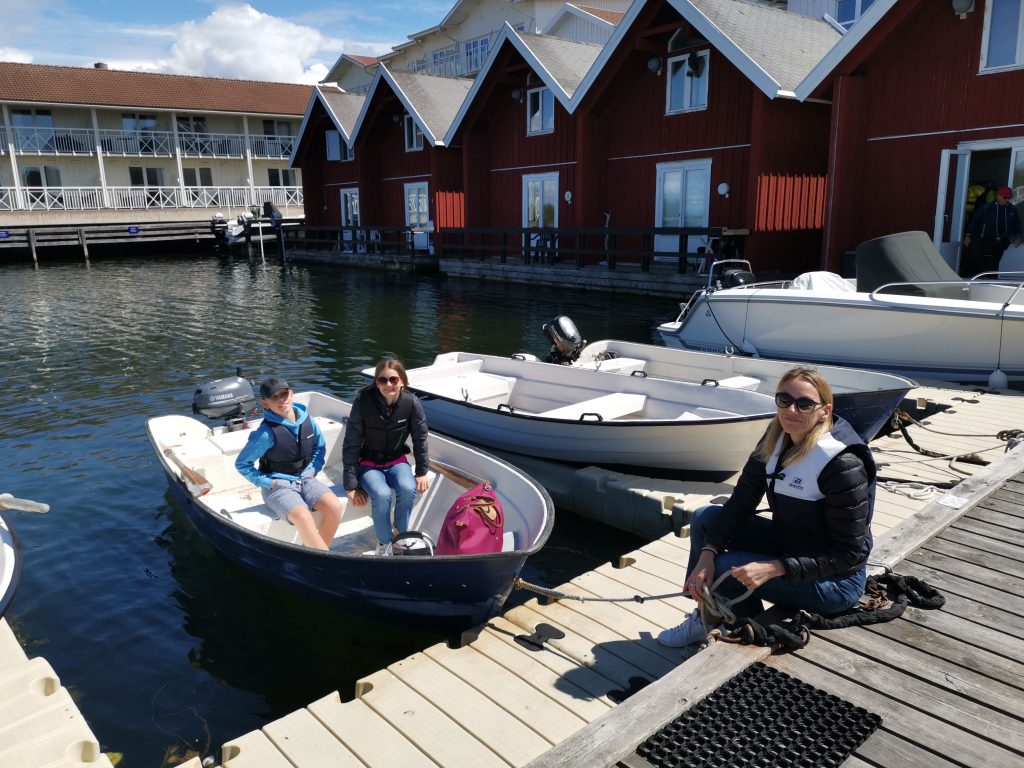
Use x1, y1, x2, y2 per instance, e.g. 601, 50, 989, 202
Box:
359, 388, 415, 464
258, 416, 315, 475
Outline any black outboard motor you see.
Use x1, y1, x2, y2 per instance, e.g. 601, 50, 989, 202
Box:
192, 369, 258, 431
543, 315, 585, 364
263, 201, 283, 229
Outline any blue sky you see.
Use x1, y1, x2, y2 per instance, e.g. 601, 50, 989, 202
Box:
1, 0, 453, 83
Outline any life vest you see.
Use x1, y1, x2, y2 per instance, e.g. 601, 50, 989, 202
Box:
358, 387, 415, 465
258, 416, 315, 475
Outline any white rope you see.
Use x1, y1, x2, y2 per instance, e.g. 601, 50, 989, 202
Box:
879, 481, 940, 500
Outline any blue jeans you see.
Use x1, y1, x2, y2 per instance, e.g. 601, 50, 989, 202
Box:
687, 505, 866, 619
357, 462, 418, 544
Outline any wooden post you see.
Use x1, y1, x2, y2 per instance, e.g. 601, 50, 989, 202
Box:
28, 229, 38, 265
78, 228, 89, 261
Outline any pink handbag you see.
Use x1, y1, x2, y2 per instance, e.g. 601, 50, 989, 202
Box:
435, 482, 504, 555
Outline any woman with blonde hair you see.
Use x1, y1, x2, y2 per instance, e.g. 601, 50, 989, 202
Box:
657, 366, 876, 648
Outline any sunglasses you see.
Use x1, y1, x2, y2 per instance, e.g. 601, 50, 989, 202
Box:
376, 375, 401, 385
774, 392, 824, 413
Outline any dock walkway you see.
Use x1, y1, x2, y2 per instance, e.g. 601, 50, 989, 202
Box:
181, 384, 1024, 768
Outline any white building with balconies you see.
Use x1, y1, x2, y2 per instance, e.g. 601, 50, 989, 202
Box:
0, 61, 313, 225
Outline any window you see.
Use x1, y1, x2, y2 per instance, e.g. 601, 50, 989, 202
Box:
527, 87, 554, 135
129, 166, 165, 187
262, 120, 291, 137
12, 109, 54, 151
268, 169, 297, 186
176, 116, 208, 134
836, 0, 876, 27
404, 182, 429, 227
983, 0, 1024, 69
21, 165, 61, 187
404, 114, 424, 152
326, 130, 354, 161
465, 36, 489, 71
182, 167, 213, 186
654, 158, 711, 255
667, 51, 709, 114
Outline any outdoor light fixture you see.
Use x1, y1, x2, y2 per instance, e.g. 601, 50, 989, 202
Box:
392, 114, 402, 124
717, 182, 730, 198
647, 56, 662, 75
511, 88, 523, 102
951, 0, 974, 17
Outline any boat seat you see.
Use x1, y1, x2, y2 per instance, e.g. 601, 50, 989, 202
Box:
714, 375, 760, 391
537, 392, 646, 421
417, 372, 515, 406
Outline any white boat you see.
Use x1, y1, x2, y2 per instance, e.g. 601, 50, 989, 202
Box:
569, 339, 915, 442
657, 231, 1024, 386
391, 352, 776, 478
147, 379, 554, 629
0, 509, 19, 619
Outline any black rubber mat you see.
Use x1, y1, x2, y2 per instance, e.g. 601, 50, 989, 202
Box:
635, 662, 881, 768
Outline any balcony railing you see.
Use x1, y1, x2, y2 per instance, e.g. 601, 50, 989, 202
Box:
10, 127, 97, 155
0, 185, 302, 212
416, 39, 493, 78
1, 128, 296, 158
98, 129, 176, 156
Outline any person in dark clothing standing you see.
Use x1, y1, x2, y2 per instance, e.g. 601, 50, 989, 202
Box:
961, 185, 1022, 276
235, 376, 343, 550
656, 366, 876, 649
343, 357, 430, 555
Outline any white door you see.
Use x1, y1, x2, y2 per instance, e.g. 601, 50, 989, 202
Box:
522, 173, 558, 256
1003, 146, 1024, 272
340, 187, 359, 251
655, 159, 711, 257
934, 149, 970, 271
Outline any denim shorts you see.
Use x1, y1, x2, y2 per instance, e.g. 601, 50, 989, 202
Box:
261, 476, 333, 522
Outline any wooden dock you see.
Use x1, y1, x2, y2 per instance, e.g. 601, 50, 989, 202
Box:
2, 382, 1022, 767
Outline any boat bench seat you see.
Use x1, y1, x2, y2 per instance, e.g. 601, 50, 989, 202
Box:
575, 357, 647, 375
417, 372, 515, 407
714, 375, 761, 391
537, 392, 646, 421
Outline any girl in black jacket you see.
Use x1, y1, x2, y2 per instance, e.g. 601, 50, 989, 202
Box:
658, 366, 876, 648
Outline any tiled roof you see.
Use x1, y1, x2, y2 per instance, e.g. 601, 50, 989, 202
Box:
518, 33, 604, 98
345, 55, 379, 67
574, 5, 626, 24
0, 62, 312, 116
690, 0, 840, 92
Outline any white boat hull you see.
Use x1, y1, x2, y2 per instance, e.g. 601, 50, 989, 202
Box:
0, 511, 19, 619
574, 340, 916, 441
398, 352, 776, 477
659, 281, 1024, 382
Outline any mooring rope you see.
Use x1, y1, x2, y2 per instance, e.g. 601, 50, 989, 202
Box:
513, 577, 686, 604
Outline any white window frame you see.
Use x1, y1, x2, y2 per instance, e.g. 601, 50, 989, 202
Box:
404, 181, 429, 228
269, 168, 297, 186
835, 0, 877, 27
981, 0, 1024, 71
404, 114, 424, 152
654, 158, 712, 255
526, 87, 554, 136
522, 172, 559, 228
666, 50, 710, 115
465, 36, 489, 71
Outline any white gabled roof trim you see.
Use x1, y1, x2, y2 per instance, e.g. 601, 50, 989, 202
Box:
349, 64, 441, 147
290, 85, 352, 167
793, 0, 897, 101
543, 4, 616, 35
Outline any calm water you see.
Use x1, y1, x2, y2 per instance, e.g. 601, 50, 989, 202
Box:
0, 252, 680, 766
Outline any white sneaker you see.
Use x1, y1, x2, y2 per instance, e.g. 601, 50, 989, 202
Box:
374, 542, 389, 556
656, 609, 711, 648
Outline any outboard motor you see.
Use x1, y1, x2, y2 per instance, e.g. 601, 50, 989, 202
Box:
542, 315, 585, 364
192, 369, 258, 431
209, 213, 228, 246
720, 268, 756, 288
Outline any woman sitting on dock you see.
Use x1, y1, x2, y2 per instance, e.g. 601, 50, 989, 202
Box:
658, 366, 877, 648
342, 357, 431, 555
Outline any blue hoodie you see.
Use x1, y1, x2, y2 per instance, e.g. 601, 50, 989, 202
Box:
235, 401, 326, 489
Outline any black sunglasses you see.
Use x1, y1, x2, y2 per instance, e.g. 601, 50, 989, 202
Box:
376, 375, 401, 385
774, 392, 823, 413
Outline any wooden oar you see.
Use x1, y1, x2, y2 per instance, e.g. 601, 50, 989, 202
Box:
428, 460, 485, 490
0, 493, 49, 513
163, 448, 213, 497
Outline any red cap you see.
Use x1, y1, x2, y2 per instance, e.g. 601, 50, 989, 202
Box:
998, 186, 1013, 199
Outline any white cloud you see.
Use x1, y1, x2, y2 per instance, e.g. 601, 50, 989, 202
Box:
0, 47, 34, 64
165, 4, 330, 83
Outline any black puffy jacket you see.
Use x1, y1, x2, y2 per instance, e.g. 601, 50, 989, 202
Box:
703, 417, 875, 581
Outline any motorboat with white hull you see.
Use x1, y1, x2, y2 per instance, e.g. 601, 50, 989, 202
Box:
657, 231, 1024, 386
388, 352, 776, 478
147, 377, 554, 630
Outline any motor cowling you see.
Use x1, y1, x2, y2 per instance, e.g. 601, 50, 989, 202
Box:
543, 315, 585, 364
193, 374, 257, 422
720, 268, 756, 288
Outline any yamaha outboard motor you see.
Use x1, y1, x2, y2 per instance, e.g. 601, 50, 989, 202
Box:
718, 268, 756, 289
543, 315, 585, 364
192, 369, 258, 431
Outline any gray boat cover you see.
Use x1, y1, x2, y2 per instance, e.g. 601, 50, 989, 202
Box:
855, 231, 966, 299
